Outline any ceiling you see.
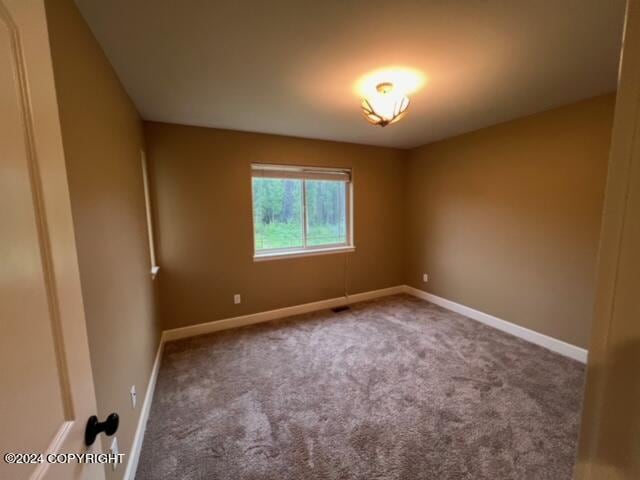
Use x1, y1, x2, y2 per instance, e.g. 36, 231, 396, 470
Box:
76, 0, 626, 149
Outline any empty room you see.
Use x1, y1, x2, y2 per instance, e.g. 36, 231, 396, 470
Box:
2, 0, 640, 479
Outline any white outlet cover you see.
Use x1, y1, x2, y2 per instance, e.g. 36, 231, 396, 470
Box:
234, 294, 241, 304
110, 436, 119, 471
423, 273, 429, 282
130, 385, 137, 409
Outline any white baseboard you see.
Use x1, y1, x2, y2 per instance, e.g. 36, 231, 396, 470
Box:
403, 286, 588, 363
128, 284, 586, 476
126, 285, 403, 478
161, 285, 406, 343
123, 340, 164, 480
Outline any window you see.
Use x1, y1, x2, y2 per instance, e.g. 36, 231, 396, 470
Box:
251, 164, 353, 260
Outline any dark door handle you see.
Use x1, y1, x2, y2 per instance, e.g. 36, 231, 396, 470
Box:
85, 413, 119, 446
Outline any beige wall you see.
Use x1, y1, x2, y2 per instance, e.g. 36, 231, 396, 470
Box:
144, 122, 407, 330
147, 96, 614, 346
45, 1, 160, 478
406, 94, 615, 348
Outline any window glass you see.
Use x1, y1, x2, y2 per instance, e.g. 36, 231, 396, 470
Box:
305, 180, 347, 246
252, 177, 303, 250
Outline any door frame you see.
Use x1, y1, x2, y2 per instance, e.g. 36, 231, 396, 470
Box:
575, 0, 640, 477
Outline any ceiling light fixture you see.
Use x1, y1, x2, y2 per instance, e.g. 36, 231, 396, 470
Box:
361, 82, 410, 127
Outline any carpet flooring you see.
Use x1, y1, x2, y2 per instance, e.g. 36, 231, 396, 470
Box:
136, 294, 585, 480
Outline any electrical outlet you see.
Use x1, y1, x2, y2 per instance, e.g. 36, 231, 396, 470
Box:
110, 437, 119, 471
130, 385, 137, 409
423, 273, 429, 283
234, 294, 241, 304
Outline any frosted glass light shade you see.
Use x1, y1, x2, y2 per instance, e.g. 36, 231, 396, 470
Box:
361, 82, 409, 127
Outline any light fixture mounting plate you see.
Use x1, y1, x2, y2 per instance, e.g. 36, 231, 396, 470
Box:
376, 82, 394, 94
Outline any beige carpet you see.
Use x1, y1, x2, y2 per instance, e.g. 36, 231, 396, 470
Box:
136, 294, 585, 479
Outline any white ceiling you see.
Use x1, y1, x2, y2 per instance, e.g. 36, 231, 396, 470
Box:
76, 0, 626, 149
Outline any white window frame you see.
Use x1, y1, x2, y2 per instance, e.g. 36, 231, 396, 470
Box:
251, 163, 355, 261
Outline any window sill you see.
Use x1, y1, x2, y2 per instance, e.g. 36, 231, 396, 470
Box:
254, 246, 355, 262
150, 265, 160, 280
